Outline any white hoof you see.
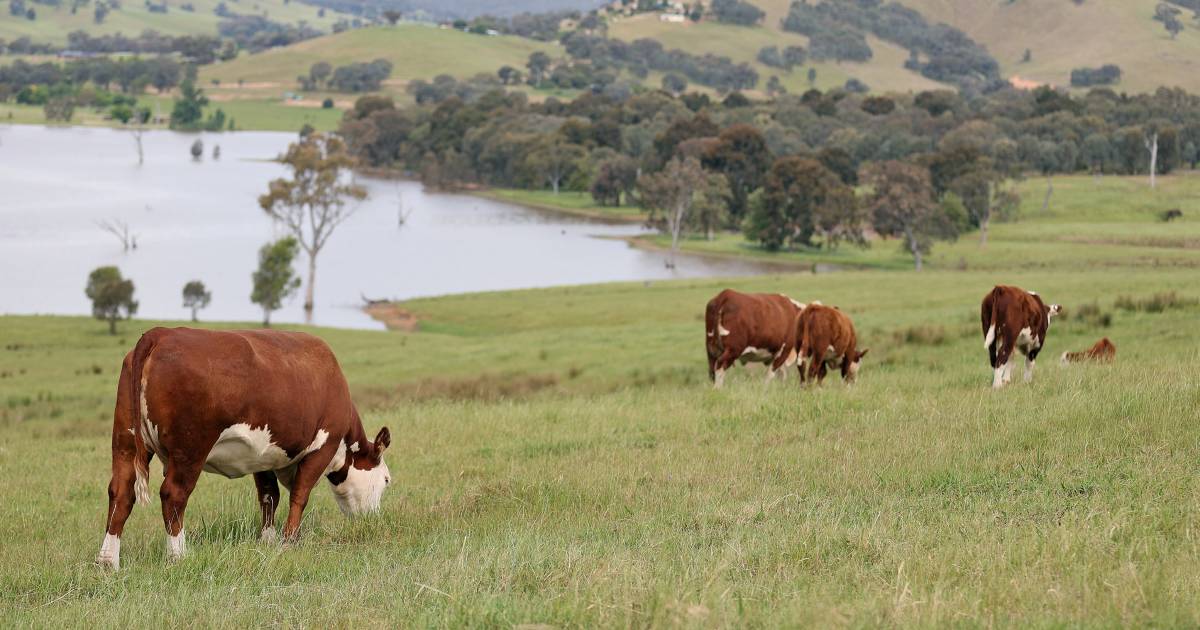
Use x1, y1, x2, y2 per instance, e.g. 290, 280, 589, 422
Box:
259, 527, 277, 543
166, 531, 186, 562
97, 533, 121, 570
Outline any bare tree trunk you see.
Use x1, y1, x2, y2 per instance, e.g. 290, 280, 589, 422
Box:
132, 127, 144, 165
551, 175, 559, 195
668, 202, 686, 269
904, 225, 922, 271
1145, 132, 1158, 189
304, 252, 317, 322
191, 307, 198, 322
108, 316, 117, 335
1041, 175, 1053, 213
263, 309, 271, 328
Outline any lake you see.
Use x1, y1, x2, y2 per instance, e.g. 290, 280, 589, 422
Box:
0, 126, 783, 329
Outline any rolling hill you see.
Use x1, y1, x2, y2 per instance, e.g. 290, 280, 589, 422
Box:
0, 0, 344, 46
199, 24, 557, 102
898, 0, 1200, 94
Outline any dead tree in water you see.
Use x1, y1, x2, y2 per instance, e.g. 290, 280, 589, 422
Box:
96, 218, 136, 252
1145, 132, 1159, 189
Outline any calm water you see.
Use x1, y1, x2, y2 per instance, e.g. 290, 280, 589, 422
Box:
0, 126, 781, 329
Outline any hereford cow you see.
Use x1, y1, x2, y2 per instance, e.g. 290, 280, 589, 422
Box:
796, 304, 868, 384
705, 289, 809, 387
981, 285, 1062, 388
1061, 337, 1116, 365
97, 327, 391, 570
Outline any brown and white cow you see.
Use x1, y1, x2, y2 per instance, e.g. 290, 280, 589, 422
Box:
981, 285, 1062, 388
796, 304, 868, 384
1061, 337, 1116, 365
97, 327, 391, 570
705, 289, 809, 387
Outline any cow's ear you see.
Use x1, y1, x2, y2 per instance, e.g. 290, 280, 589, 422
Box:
374, 427, 391, 454
857, 349, 869, 360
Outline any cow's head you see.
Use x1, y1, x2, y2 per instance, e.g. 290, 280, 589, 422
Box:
847, 348, 869, 382
1047, 304, 1063, 320
330, 427, 391, 516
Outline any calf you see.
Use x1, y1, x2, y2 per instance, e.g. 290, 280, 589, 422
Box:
981, 285, 1062, 388
796, 304, 868, 384
97, 327, 392, 570
705, 289, 808, 387
1061, 337, 1116, 365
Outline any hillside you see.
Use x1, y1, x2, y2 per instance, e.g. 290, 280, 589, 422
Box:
607, 12, 948, 95
0, 0, 343, 46
900, 0, 1200, 93
199, 24, 557, 102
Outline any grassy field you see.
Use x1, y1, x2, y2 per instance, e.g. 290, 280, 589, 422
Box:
477, 188, 645, 222
501, 172, 1200, 273
2, 166, 1200, 624
0, 0, 344, 45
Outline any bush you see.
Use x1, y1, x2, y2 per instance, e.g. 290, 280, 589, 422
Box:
322, 97, 334, 109
1071, 302, 1113, 328
1070, 64, 1122, 87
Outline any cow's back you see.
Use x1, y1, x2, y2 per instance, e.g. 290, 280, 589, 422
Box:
139, 328, 351, 454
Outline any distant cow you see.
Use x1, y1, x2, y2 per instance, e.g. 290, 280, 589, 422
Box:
796, 304, 868, 384
705, 289, 809, 387
981, 285, 1062, 388
1061, 337, 1116, 365
97, 328, 392, 570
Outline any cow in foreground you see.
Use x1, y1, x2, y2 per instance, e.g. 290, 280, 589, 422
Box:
705, 289, 808, 387
97, 327, 391, 570
1061, 337, 1116, 365
981, 285, 1062, 388
796, 304, 868, 384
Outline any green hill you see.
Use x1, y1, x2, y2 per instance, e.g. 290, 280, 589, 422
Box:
199, 24, 558, 103
0, 0, 343, 45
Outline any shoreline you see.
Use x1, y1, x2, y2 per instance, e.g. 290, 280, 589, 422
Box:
469, 189, 647, 224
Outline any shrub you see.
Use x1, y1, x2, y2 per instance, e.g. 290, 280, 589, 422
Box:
1114, 291, 1198, 313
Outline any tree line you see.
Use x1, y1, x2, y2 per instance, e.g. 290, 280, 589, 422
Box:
338, 81, 1200, 269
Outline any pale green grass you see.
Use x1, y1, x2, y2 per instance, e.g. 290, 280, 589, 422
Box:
200, 24, 556, 94
0, 0, 345, 45
478, 189, 645, 222
2, 264, 1200, 625
0, 96, 340, 132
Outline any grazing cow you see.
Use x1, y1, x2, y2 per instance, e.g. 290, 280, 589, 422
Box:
705, 289, 809, 387
97, 327, 391, 570
1061, 337, 1116, 365
981, 285, 1062, 388
796, 304, 868, 384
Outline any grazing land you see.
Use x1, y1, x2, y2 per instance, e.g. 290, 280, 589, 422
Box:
2, 172, 1200, 625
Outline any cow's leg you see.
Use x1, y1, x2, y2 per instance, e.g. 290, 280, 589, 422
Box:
1024, 347, 1041, 383
713, 346, 740, 389
159, 459, 203, 562
992, 340, 1014, 389
280, 447, 338, 542
98, 438, 137, 570
254, 471, 281, 543
98, 362, 142, 570
766, 346, 795, 383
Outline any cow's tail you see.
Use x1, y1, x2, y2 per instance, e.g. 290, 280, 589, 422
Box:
705, 298, 722, 358
982, 287, 1002, 350
128, 329, 162, 506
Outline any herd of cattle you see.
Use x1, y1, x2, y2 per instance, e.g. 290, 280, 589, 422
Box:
706, 285, 1114, 389
96, 285, 1115, 569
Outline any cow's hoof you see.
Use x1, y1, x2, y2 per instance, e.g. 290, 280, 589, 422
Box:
259, 528, 277, 544
96, 554, 119, 571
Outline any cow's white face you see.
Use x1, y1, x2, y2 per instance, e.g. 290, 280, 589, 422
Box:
1048, 304, 1062, 319
332, 459, 390, 516
331, 427, 391, 516
846, 349, 869, 383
